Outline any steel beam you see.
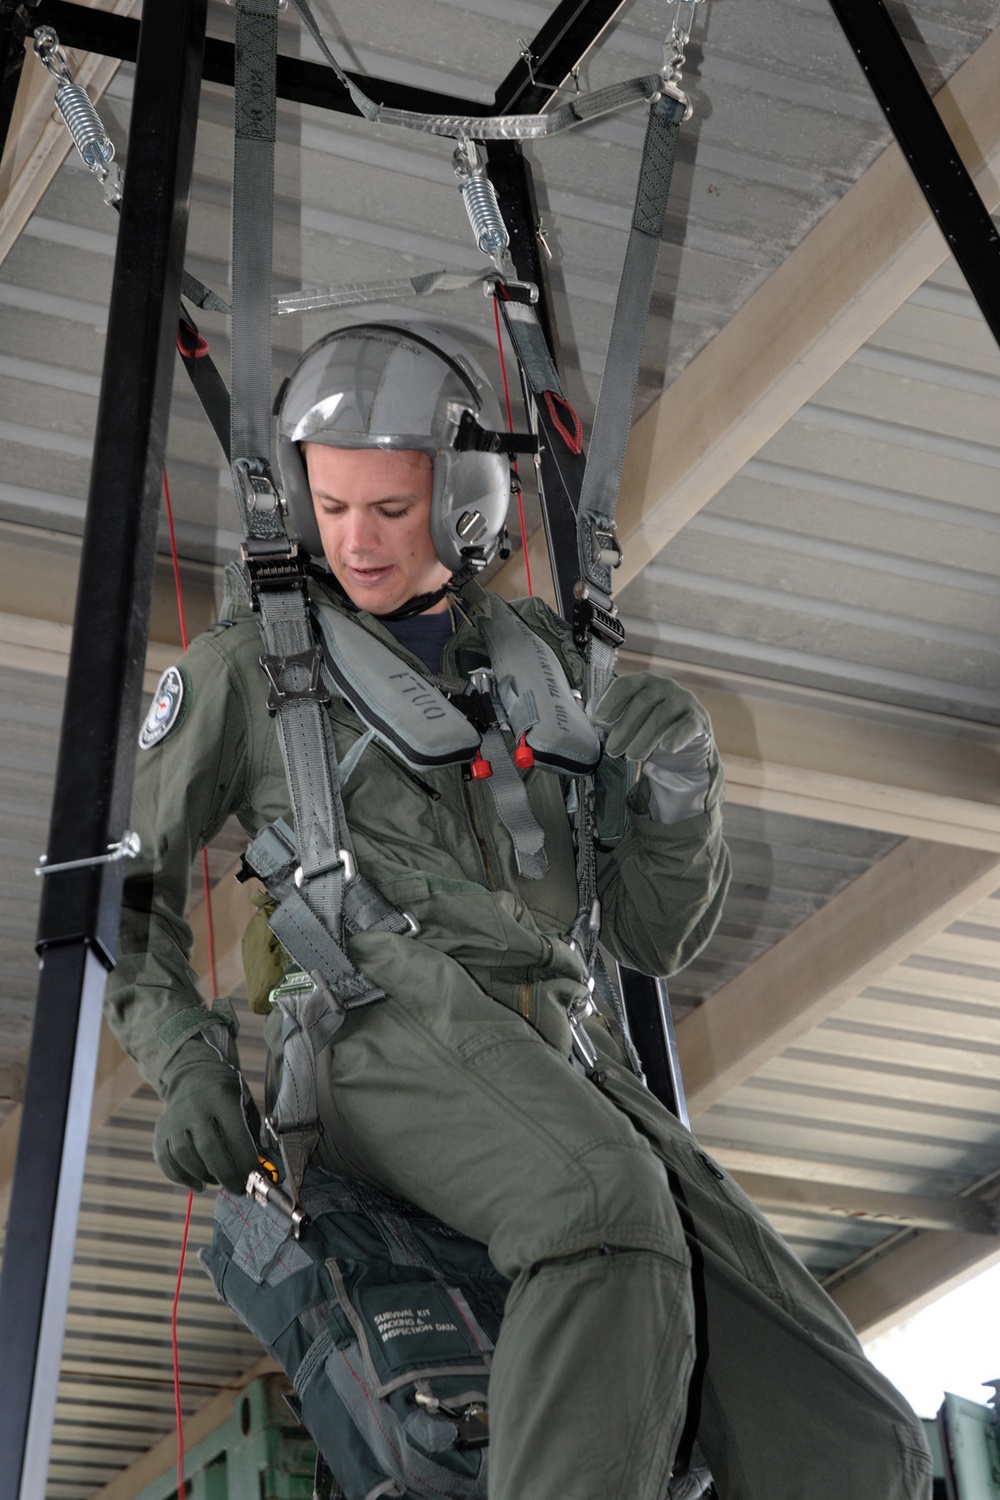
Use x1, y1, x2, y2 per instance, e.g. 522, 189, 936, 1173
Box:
828, 0, 1000, 351
28, 0, 490, 118
24, 0, 630, 122
0, 0, 207, 1492
494, 0, 630, 114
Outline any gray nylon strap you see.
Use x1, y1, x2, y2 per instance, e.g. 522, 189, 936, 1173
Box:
247, 819, 410, 938
229, 0, 398, 1016
273, 987, 347, 1132
231, 0, 279, 475
181, 269, 231, 314
257, 591, 355, 948
566, 97, 684, 956
495, 298, 564, 398
480, 728, 548, 880
576, 95, 684, 603
275, 269, 486, 315
269, 896, 383, 1007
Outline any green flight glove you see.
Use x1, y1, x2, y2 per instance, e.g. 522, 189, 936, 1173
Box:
153, 1035, 261, 1194
595, 672, 717, 825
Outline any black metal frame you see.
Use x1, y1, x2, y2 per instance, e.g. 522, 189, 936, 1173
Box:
4, 0, 1000, 1488
827, 0, 1000, 350
0, 2, 208, 1496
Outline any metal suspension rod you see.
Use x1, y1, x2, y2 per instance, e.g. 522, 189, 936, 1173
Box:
0, 0, 207, 1493
827, 0, 1000, 353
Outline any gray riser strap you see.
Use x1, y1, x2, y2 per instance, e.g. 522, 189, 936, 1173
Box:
229, 0, 391, 1040
231, 0, 278, 475
576, 94, 685, 611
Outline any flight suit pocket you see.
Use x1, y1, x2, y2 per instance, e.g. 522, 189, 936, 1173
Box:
686, 1145, 790, 1309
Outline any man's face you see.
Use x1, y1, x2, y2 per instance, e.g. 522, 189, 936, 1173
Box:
304, 444, 451, 615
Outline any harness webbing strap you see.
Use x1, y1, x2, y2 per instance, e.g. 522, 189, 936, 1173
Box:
227, 0, 404, 1113
575, 94, 685, 644
496, 296, 565, 402
230, 0, 279, 475
177, 311, 232, 462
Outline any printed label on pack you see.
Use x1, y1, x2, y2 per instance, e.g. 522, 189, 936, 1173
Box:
139, 665, 186, 749
356, 1281, 482, 1379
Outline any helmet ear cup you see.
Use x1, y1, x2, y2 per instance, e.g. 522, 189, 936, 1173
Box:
430, 449, 511, 574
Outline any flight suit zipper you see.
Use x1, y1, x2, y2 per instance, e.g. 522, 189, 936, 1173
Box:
463, 771, 501, 891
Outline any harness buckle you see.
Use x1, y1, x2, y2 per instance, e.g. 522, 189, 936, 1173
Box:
259, 643, 330, 713
572, 592, 626, 653
240, 540, 310, 607
567, 992, 599, 1070
590, 524, 622, 571
234, 458, 282, 516
293, 847, 357, 887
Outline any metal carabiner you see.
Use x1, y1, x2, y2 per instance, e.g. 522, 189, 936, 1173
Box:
670, 0, 703, 56
662, 0, 704, 99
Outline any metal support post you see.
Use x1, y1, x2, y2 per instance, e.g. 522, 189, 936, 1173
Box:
619, 969, 690, 1126
828, 0, 1000, 352
0, 0, 207, 1492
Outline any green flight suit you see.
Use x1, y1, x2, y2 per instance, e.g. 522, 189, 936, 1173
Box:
106, 574, 930, 1500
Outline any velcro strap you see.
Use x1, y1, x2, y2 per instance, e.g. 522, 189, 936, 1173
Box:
157, 1001, 236, 1052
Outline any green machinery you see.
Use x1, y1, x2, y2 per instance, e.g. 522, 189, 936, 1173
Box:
136, 1373, 1000, 1500
134, 1377, 321, 1500
924, 1384, 1000, 1500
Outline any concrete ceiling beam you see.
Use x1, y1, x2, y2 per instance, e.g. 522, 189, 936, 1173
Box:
678, 838, 1000, 1117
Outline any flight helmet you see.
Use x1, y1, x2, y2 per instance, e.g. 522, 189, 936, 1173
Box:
274, 321, 511, 576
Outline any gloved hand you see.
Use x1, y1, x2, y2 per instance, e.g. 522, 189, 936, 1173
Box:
153, 1035, 261, 1193
594, 672, 717, 825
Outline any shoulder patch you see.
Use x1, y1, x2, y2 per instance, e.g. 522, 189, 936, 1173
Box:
139, 665, 189, 749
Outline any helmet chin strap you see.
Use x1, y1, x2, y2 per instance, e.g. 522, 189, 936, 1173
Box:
309, 560, 478, 621
376, 561, 478, 620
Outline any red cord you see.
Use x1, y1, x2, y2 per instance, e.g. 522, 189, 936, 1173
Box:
170, 1191, 194, 1500
543, 390, 583, 454
162, 468, 219, 1499
492, 295, 533, 596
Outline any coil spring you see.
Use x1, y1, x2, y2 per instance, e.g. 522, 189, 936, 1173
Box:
54, 79, 115, 174
460, 171, 509, 259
